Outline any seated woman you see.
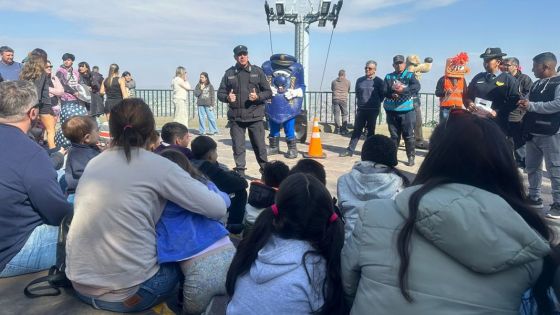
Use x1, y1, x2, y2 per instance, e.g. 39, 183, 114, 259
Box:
342, 111, 555, 314
65, 98, 227, 313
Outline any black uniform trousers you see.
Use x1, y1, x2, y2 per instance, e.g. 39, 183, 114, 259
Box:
386, 109, 416, 158
347, 108, 380, 152
230, 120, 268, 170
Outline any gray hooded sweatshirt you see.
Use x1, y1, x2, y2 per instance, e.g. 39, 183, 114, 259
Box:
337, 161, 405, 240
227, 235, 326, 315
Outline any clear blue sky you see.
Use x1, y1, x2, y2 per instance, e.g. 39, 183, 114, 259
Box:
0, 0, 557, 91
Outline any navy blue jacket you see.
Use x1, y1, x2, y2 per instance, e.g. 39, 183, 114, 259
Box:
65, 143, 101, 194
0, 124, 72, 271
355, 76, 386, 110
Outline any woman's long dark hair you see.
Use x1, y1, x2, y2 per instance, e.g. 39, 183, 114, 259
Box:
109, 98, 155, 162
226, 173, 347, 314
396, 113, 555, 313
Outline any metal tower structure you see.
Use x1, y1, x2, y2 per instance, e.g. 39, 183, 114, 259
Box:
264, 0, 343, 88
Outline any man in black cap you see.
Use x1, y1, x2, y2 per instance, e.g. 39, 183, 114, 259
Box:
382, 55, 420, 166
217, 45, 272, 176
466, 48, 520, 135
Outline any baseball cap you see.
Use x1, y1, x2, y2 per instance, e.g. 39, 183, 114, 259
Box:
393, 55, 405, 64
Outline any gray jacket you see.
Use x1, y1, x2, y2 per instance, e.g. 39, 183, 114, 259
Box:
337, 161, 404, 240
342, 183, 550, 315
227, 235, 325, 314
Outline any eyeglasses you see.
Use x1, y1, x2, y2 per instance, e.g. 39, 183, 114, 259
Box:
365, 67, 375, 70
45, 66, 53, 69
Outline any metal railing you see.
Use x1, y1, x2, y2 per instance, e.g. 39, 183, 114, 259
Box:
136, 89, 441, 126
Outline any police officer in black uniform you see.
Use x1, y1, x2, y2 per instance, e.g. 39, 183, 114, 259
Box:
466, 47, 520, 135
218, 45, 272, 176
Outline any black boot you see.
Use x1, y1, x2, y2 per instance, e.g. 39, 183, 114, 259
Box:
267, 136, 280, 155
333, 126, 340, 134
404, 139, 416, 166
284, 139, 298, 159
340, 121, 350, 135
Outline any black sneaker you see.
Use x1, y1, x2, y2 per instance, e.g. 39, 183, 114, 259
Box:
406, 156, 415, 166
527, 197, 544, 209
547, 203, 560, 219
233, 168, 246, 178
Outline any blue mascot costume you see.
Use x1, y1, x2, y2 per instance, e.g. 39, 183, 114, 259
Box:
262, 54, 305, 159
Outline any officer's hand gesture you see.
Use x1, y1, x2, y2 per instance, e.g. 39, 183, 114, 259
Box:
228, 89, 236, 103
249, 88, 258, 101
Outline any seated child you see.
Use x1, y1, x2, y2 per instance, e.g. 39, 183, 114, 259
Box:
157, 148, 235, 315
337, 134, 410, 240
190, 135, 248, 234
154, 122, 193, 159
62, 115, 101, 199
244, 161, 289, 236
226, 173, 346, 314
288, 158, 345, 223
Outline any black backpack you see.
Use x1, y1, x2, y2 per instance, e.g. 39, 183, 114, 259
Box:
24, 214, 73, 298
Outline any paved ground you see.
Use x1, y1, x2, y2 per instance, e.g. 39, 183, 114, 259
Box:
1, 117, 557, 315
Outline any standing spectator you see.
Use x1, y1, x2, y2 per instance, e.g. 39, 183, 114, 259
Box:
502, 57, 533, 168
465, 48, 520, 135
77, 62, 93, 113
518, 52, 560, 216
331, 69, 351, 134
45, 60, 64, 120
340, 60, 385, 157
338, 135, 409, 240
172, 66, 191, 128
341, 112, 554, 314
19, 53, 54, 149
89, 64, 104, 118
0, 80, 72, 278
55, 53, 88, 148
92, 66, 100, 74
0, 46, 22, 81
217, 45, 272, 176
100, 63, 127, 119
122, 71, 136, 97
195, 72, 218, 135
65, 99, 226, 312
406, 55, 433, 149
383, 55, 420, 166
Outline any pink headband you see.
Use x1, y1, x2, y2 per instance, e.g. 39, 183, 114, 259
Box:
123, 124, 133, 131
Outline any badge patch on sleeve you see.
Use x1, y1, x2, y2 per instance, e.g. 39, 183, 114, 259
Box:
496, 81, 505, 86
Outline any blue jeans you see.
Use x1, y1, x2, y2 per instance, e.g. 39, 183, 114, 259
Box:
198, 106, 218, 135
0, 224, 58, 278
75, 263, 181, 313
269, 118, 296, 140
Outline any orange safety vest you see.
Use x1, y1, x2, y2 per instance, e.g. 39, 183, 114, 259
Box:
440, 77, 464, 108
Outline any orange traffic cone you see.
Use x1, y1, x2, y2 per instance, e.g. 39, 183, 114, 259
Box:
303, 118, 326, 159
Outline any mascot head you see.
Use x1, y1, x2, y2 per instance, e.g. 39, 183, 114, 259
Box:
445, 52, 470, 78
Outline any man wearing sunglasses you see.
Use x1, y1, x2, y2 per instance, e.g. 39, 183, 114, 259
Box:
383, 55, 420, 166
218, 45, 272, 176
0, 80, 72, 278
340, 60, 385, 157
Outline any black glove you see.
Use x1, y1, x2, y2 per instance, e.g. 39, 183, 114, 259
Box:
424, 57, 433, 63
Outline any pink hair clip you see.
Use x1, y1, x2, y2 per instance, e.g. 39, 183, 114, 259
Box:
329, 212, 338, 223
123, 124, 133, 131
271, 204, 279, 217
